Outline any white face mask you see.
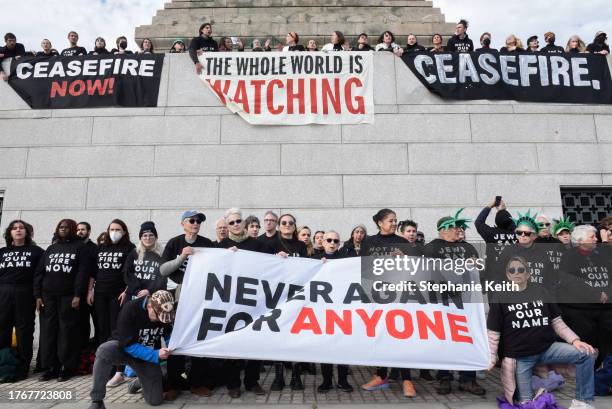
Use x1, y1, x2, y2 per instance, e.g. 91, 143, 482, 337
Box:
109, 231, 124, 243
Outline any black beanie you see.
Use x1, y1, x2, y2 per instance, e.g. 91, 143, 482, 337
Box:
139, 221, 158, 239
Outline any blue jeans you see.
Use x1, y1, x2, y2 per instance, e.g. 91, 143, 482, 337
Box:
515, 342, 595, 402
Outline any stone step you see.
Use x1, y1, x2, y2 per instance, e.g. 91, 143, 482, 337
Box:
163, 0, 435, 8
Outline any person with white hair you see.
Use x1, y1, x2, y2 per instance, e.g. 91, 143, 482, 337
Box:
535, 214, 558, 243
558, 225, 611, 371
214, 218, 228, 245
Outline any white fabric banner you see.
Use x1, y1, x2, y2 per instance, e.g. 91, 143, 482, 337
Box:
198, 51, 374, 125
169, 248, 489, 370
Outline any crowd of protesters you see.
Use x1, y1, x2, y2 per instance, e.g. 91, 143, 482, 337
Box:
0, 199, 610, 409
1, 19, 610, 78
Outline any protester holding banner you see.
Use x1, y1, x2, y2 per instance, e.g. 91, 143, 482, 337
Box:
34, 219, 90, 382
424, 209, 486, 396
0, 220, 44, 381
340, 224, 367, 257
445, 19, 473, 52
244, 215, 261, 238
567, 35, 587, 53
89, 290, 175, 409
353, 33, 373, 51
139, 38, 154, 54
476, 32, 496, 52
307, 39, 318, 51
258, 210, 279, 247
214, 218, 229, 245
375, 31, 402, 55
428, 34, 446, 53
111, 36, 133, 54
310, 230, 354, 393
541, 32, 565, 53
60, 31, 87, 56
500, 34, 524, 53
36, 39, 59, 56
587, 32, 610, 55
404, 34, 426, 54
488, 256, 597, 409
321, 31, 346, 52
297, 226, 314, 256
159, 211, 214, 399
0, 33, 26, 80
189, 23, 219, 75
89, 37, 110, 55
282, 32, 305, 52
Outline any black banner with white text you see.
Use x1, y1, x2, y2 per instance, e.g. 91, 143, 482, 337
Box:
8, 54, 164, 109
402, 52, 612, 104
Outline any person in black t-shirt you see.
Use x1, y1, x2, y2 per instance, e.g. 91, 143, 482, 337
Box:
76, 221, 98, 347
34, 219, 90, 382
159, 210, 214, 400
61, 31, 87, 56
214, 217, 229, 245
297, 226, 314, 256
488, 256, 596, 407
500, 34, 524, 53
0, 32, 26, 80
189, 23, 219, 74
526, 35, 539, 52
89, 37, 110, 55
541, 32, 564, 54
258, 210, 279, 247
0, 220, 44, 380
89, 290, 174, 409
353, 33, 373, 51
586, 31, 610, 55
446, 19, 474, 53
244, 215, 261, 238
36, 39, 59, 57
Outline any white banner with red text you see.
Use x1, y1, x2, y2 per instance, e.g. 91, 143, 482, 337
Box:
198, 51, 374, 125
168, 248, 489, 370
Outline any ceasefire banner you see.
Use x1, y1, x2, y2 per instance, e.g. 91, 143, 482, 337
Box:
401, 51, 612, 104
8, 54, 164, 108
168, 248, 489, 370
198, 51, 374, 125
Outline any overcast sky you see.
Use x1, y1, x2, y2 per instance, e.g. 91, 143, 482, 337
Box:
1, 0, 610, 51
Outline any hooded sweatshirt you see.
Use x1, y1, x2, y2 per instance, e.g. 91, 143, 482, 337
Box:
558, 247, 610, 309
95, 242, 135, 294
123, 248, 166, 297
0, 244, 44, 287
446, 34, 474, 53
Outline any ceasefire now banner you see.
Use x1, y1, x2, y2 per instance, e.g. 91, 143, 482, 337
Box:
402, 51, 612, 104
198, 51, 374, 125
168, 249, 489, 370
8, 54, 164, 109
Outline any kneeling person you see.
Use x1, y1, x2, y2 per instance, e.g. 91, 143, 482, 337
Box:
89, 291, 175, 409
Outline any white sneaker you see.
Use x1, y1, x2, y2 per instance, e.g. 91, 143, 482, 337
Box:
568, 399, 596, 409
106, 372, 127, 388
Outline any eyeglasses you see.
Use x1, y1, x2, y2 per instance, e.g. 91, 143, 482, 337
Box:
515, 231, 533, 237
280, 220, 295, 226
228, 219, 242, 226
187, 218, 201, 225
263, 219, 277, 223
542, 223, 551, 227
507, 267, 527, 275
325, 238, 340, 244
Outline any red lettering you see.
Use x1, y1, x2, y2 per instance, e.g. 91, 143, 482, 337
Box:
232, 80, 250, 113
50, 81, 67, 98
68, 80, 85, 96
322, 78, 341, 114
386, 310, 414, 339
290, 307, 322, 335
287, 78, 305, 114
355, 309, 382, 337
325, 310, 352, 335
416, 311, 446, 340
344, 77, 365, 114
86, 78, 112, 96
266, 79, 284, 115
309, 78, 318, 113
448, 314, 473, 344
206, 79, 230, 104
250, 80, 266, 114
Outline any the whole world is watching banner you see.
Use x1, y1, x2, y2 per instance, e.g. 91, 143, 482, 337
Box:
8, 54, 164, 109
402, 51, 612, 104
199, 51, 375, 125
169, 249, 489, 370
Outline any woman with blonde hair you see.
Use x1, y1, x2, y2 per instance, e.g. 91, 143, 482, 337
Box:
500, 34, 524, 53
297, 226, 314, 256
566, 35, 586, 53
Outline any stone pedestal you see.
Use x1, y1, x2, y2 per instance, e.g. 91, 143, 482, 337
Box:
135, 0, 456, 51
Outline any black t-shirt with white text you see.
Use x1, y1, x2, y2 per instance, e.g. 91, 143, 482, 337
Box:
123, 249, 166, 297
271, 237, 308, 258
424, 238, 479, 260
487, 286, 562, 358
113, 297, 170, 350
0, 245, 44, 287
95, 242, 136, 294
60, 46, 87, 56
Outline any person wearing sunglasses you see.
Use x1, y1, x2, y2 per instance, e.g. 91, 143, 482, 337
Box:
311, 231, 354, 393
269, 213, 308, 391
217, 208, 271, 397
488, 256, 597, 409
535, 214, 558, 244
558, 225, 610, 374
159, 210, 214, 400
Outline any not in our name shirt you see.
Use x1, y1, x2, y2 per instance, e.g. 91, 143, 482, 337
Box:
123, 249, 166, 297
362, 233, 415, 257
487, 286, 561, 358
95, 242, 136, 294
0, 244, 44, 287
114, 297, 170, 351
499, 244, 557, 291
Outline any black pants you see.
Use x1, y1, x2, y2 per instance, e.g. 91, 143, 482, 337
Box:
0, 286, 35, 376
376, 366, 412, 380
560, 305, 612, 365
321, 364, 348, 383
40, 293, 82, 370
225, 359, 261, 389
94, 290, 122, 344
167, 355, 218, 390
437, 370, 475, 382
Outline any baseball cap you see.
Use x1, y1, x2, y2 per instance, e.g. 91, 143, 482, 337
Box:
181, 210, 206, 223
150, 290, 176, 324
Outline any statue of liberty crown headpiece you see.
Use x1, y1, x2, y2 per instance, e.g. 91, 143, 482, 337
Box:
553, 216, 575, 235
512, 210, 543, 233
437, 208, 472, 231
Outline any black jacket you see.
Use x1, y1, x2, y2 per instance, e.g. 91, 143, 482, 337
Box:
587, 42, 610, 53
541, 44, 564, 54
404, 43, 426, 54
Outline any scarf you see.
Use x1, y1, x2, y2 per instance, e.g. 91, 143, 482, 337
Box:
229, 231, 249, 243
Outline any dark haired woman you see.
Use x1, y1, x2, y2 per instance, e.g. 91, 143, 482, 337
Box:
361, 209, 421, 397
0, 220, 44, 380
139, 38, 154, 54
34, 219, 91, 382
341, 224, 367, 257
89, 37, 110, 55
322, 31, 346, 51
90, 219, 135, 387
375, 31, 402, 55
270, 213, 308, 391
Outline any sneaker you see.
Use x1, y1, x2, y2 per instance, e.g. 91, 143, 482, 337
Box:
270, 376, 285, 391
361, 375, 389, 391
458, 380, 486, 396
127, 379, 142, 394
106, 372, 127, 388
436, 379, 451, 395
317, 382, 333, 393
337, 380, 354, 393
402, 380, 417, 397
57, 368, 73, 382
88, 401, 106, 409
568, 400, 596, 409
